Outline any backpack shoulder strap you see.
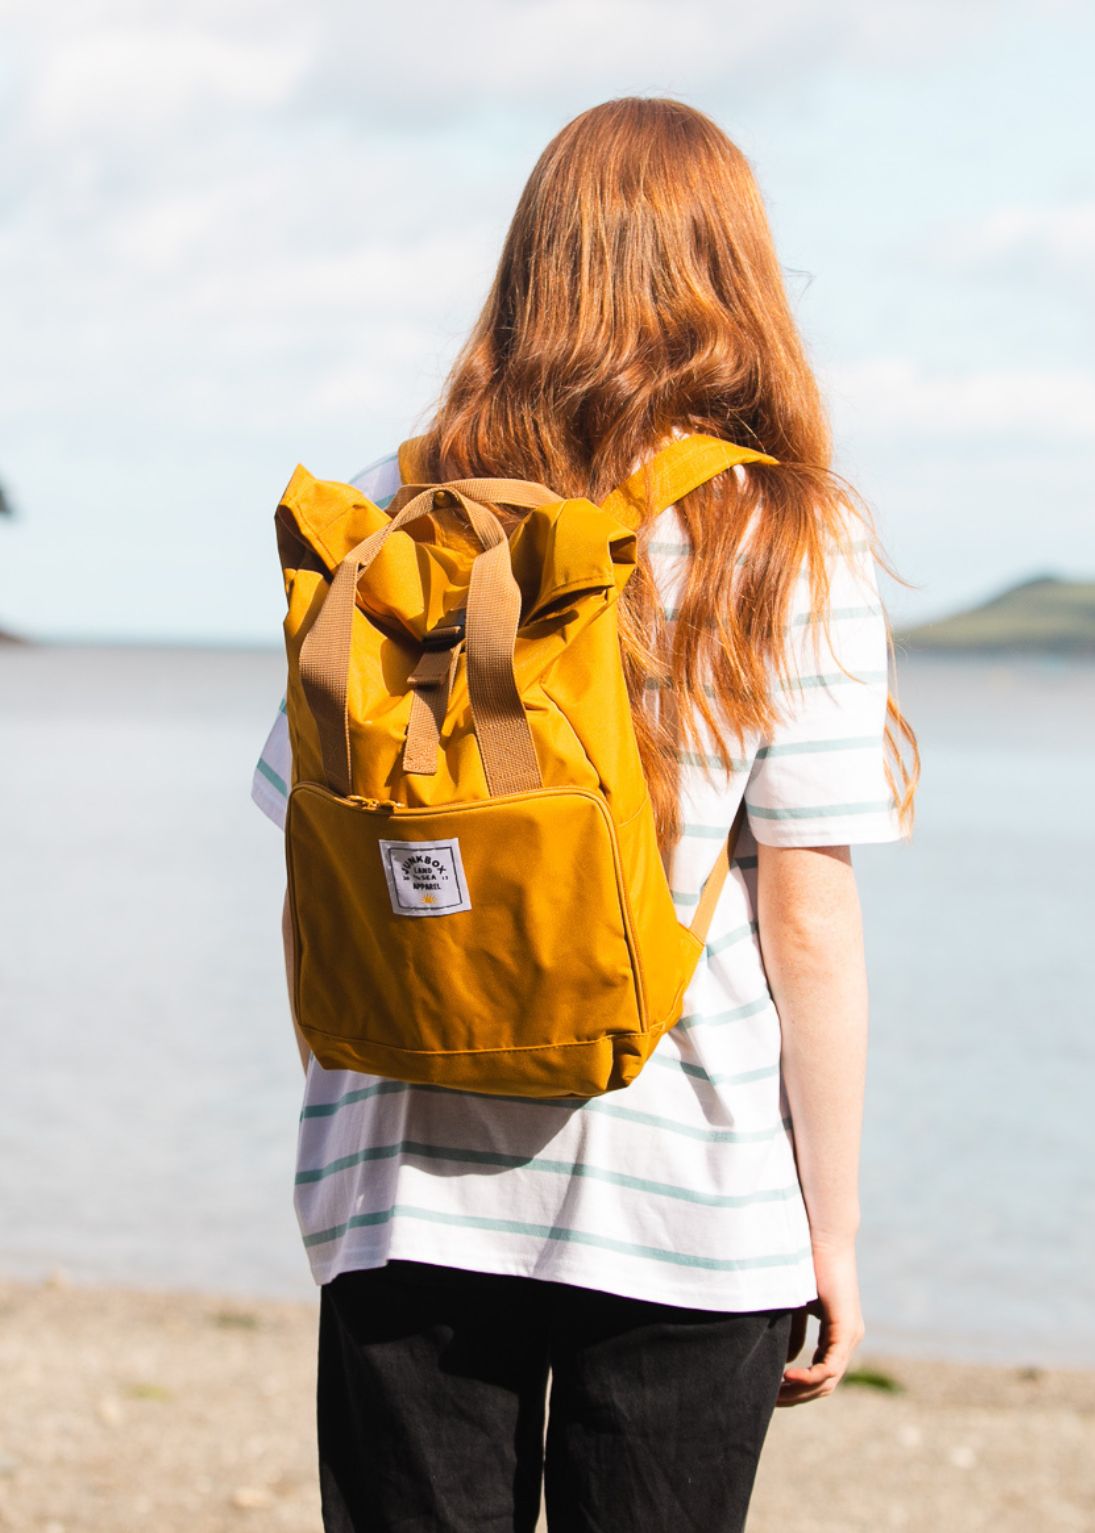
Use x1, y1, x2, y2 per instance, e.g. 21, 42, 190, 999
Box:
687, 801, 746, 950
602, 433, 778, 530
601, 434, 772, 942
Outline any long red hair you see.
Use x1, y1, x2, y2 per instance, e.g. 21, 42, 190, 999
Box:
414, 96, 919, 849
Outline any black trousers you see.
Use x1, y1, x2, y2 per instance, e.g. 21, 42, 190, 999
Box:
317, 1259, 794, 1532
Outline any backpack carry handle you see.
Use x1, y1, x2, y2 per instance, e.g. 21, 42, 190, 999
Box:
299, 480, 556, 800
391, 478, 562, 789
387, 476, 560, 517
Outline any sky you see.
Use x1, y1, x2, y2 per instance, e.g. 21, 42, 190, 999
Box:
1, 0, 1093, 644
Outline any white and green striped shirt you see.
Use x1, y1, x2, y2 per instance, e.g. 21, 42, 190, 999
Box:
251, 447, 903, 1309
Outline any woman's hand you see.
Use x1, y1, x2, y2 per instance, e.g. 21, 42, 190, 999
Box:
776, 1235, 865, 1406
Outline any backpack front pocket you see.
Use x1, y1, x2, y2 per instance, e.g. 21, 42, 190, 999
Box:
285, 782, 646, 1089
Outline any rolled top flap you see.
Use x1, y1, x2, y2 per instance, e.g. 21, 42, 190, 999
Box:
277, 463, 638, 646
395, 436, 638, 616
509, 500, 636, 618
277, 464, 479, 572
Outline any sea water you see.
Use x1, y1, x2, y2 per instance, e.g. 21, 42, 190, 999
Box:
1, 643, 1092, 1367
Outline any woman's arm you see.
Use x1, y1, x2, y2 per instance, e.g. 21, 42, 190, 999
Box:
757, 841, 867, 1239
755, 840, 868, 1402
281, 888, 312, 1074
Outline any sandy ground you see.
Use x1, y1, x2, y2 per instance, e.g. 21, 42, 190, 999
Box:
1, 1277, 1092, 1533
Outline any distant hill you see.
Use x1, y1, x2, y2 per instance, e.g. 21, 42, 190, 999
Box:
895, 574, 1095, 656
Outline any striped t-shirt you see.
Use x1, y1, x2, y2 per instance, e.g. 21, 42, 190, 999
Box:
251, 446, 903, 1311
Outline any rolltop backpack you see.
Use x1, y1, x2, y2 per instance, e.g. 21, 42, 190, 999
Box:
275, 433, 778, 1098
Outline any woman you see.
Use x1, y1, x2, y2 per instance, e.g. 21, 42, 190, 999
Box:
252, 97, 919, 1533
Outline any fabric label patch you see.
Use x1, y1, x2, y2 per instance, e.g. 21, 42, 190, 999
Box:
379, 837, 472, 918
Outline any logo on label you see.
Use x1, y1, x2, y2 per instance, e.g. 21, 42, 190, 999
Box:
379, 837, 472, 918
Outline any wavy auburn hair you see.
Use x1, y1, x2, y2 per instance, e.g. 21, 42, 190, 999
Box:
415, 96, 919, 850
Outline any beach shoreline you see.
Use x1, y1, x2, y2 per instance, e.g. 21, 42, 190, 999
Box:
2, 1276, 1092, 1533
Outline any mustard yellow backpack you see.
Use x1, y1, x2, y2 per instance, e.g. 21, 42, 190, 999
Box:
276, 432, 776, 1098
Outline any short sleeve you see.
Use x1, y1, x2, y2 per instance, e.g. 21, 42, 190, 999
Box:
744, 537, 904, 847
250, 696, 291, 831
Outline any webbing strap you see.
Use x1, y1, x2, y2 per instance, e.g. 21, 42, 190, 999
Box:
602, 434, 779, 529
403, 643, 463, 776
466, 534, 540, 795
687, 801, 746, 946
387, 477, 559, 516
298, 479, 556, 798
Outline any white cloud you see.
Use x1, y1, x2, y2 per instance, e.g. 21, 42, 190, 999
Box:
8, 0, 1008, 152
825, 357, 1095, 438
26, 26, 311, 137
940, 201, 1095, 276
